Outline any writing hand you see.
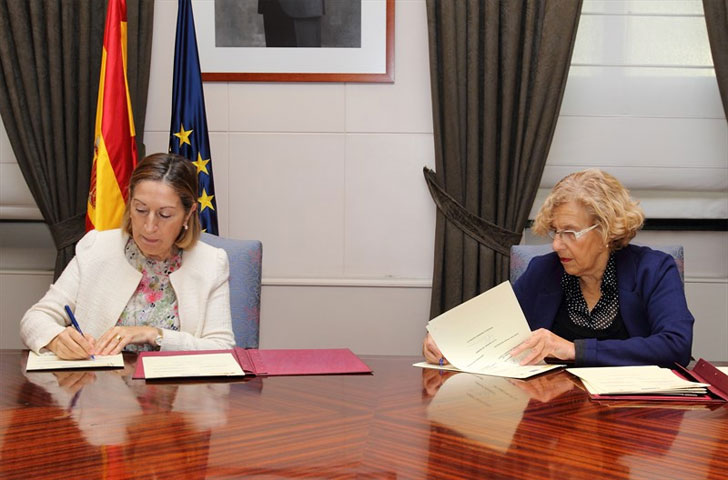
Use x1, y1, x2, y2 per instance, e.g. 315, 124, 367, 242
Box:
510, 328, 575, 365
47, 326, 96, 360
422, 332, 449, 365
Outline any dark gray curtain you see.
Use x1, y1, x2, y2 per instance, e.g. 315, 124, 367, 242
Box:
127, 0, 155, 159
703, 0, 728, 119
425, 0, 582, 317
0, 0, 154, 279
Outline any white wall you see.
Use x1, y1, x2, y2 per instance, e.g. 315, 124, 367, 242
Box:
1, 0, 726, 360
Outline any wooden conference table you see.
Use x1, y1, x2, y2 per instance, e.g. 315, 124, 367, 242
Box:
1, 351, 726, 479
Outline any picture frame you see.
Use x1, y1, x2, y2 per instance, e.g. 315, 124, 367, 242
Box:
194, 0, 395, 83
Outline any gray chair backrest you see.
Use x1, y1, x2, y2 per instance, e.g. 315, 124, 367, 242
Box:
201, 233, 262, 348
509, 244, 684, 285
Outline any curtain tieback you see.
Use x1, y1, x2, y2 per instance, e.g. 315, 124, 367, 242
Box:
423, 167, 521, 256
48, 213, 86, 250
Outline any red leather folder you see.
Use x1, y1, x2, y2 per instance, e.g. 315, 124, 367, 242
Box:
588, 359, 728, 404
133, 347, 372, 379
675, 358, 728, 402
232, 348, 372, 376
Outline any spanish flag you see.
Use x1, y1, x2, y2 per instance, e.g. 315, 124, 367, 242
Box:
86, 0, 137, 231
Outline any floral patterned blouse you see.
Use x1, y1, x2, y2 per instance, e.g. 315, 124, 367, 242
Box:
117, 238, 182, 352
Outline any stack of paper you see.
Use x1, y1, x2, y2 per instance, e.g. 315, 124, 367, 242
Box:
567, 366, 710, 396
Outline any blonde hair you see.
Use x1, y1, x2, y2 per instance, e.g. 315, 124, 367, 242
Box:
532, 169, 644, 250
122, 153, 200, 249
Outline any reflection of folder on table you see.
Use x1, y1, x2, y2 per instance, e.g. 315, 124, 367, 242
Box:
569, 359, 728, 404
133, 348, 372, 379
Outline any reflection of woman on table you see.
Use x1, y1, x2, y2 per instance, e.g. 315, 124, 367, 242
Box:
424, 169, 693, 367
14, 367, 228, 477
421, 368, 687, 479
20, 153, 235, 359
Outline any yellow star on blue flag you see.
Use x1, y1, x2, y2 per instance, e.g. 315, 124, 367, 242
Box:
198, 188, 215, 213
174, 123, 193, 147
192, 152, 210, 175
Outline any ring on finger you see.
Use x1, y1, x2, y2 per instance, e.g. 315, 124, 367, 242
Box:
115, 334, 122, 342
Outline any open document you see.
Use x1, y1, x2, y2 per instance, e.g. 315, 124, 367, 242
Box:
142, 352, 245, 379
26, 351, 124, 370
414, 281, 563, 379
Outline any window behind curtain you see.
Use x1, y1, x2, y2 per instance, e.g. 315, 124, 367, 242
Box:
531, 0, 727, 220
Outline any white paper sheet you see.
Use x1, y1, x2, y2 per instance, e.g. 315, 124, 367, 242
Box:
26, 351, 124, 370
142, 353, 245, 379
424, 281, 563, 379
412, 361, 560, 379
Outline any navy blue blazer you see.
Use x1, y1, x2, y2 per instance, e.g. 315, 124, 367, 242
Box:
513, 244, 694, 367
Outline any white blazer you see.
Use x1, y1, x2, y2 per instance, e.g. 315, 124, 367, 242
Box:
20, 229, 235, 353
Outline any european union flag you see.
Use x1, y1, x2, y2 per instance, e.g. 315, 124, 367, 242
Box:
169, 0, 218, 235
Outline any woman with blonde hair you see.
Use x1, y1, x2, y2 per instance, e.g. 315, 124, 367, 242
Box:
21, 153, 235, 359
424, 169, 693, 367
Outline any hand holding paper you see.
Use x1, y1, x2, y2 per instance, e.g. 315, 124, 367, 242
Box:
418, 281, 563, 379
509, 328, 576, 365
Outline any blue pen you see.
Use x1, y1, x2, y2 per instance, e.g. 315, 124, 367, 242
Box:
439, 357, 444, 367
64, 305, 94, 360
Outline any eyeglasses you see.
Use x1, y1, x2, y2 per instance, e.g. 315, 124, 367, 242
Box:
547, 224, 598, 242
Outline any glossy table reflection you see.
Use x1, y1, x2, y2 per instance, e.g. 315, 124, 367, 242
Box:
1, 351, 726, 479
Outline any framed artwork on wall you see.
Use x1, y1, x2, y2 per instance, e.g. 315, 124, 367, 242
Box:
195, 0, 394, 82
